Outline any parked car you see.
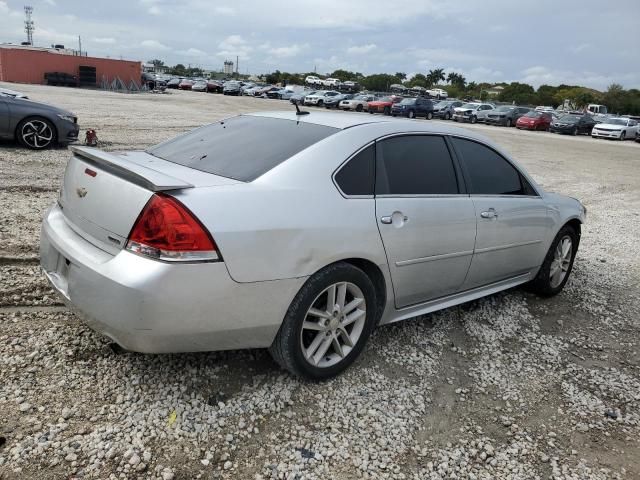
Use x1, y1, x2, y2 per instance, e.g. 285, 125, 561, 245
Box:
166, 78, 182, 89
485, 106, 531, 127
636, 129, 640, 143
433, 100, 463, 120
290, 90, 315, 105
391, 97, 437, 119
257, 86, 280, 98
452, 103, 495, 123
178, 79, 194, 90
40, 111, 586, 379
427, 88, 448, 99
368, 96, 402, 115
305, 75, 321, 85
206, 80, 223, 93
191, 80, 208, 92
340, 81, 359, 92
324, 93, 354, 109
322, 78, 341, 87
304, 91, 341, 107
223, 81, 242, 95
340, 94, 376, 112
550, 114, 597, 135
516, 111, 553, 131
0, 93, 79, 149
591, 117, 639, 140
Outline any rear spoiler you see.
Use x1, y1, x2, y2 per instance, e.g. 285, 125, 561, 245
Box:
70, 146, 194, 192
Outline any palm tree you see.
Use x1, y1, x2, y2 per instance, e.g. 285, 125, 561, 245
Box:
427, 68, 446, 87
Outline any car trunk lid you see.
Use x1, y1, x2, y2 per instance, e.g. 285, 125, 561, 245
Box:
59, 146, 238, 255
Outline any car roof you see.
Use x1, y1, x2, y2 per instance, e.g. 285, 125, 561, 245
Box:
244, 110, 498, 141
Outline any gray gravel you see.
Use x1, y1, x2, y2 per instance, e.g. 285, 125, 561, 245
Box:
0, 82, 639, 479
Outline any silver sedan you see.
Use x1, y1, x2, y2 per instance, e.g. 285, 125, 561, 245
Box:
40, 111, 586, 379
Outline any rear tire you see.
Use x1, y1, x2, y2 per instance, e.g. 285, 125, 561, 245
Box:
383, 106, 391, 116
408, 110, 415, 119
445, 112, 451, 120
528, 225, 578, 297
356, 104, 363, 112
506, 118, 512, 127
572, 127, 578, 136
269, 262, 377, 380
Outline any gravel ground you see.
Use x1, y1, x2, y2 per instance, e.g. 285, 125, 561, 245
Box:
1, 82, 639, 479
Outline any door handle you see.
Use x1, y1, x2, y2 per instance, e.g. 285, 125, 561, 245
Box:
480, 208, 498, 219
380, 212, 409, 225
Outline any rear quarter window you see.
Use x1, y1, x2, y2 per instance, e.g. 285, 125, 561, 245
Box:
147, 116, 339, 182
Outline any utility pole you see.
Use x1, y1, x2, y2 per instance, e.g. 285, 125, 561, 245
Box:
236, 55, 239, 76
24, 6, 34, 45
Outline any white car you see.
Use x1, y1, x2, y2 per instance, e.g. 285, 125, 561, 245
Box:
452, 103, 495, 123
591, 117, 639, 140
305, 75, 321, 86
304, 90, 341, 106
427, 88, 448, 99
340, 94, 377, 112
322, 78, 341, 87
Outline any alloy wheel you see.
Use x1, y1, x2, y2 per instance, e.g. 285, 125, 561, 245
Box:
299, 282, 367, 368
21, 120, 54, 148
549, 236, 572, 289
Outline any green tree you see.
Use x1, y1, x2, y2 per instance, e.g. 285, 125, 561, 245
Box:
408, 73, 428, 88
360, 73, 400, 92
395, 72, 407, 81
446, 72, 466, 89
603, 83, 626, 114
498, 82, 536, 105
170, 63, 187, 76
149, 59, 165, 67
426, 68, 445, 87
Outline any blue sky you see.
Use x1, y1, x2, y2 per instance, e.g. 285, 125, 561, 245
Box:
1, 0, 639, 90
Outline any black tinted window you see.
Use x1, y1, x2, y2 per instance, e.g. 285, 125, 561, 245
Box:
335, 145, 374, 196
376, 136, 458, 195
147, 116, 338, 182
452, 138, 530, 195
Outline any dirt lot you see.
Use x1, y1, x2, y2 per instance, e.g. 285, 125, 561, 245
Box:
1, 82, 639, 480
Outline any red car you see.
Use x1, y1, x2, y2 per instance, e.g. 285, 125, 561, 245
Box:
367, 96, 401, 115
178, 79, 194, 90
516, 111, 553, 131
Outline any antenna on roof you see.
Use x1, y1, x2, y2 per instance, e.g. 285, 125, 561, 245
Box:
295, 102, 309, 116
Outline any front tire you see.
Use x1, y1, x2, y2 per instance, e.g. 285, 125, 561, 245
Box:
356, 104, 363, 112
444, 112, 451, 120
17, 117, 57, 150
528, 225, 578, 297
426, 112, 433, 120
470, 115, 477, 124
269, 262, 377, 380
408, 110, 415, 119
620, 131, 626, 141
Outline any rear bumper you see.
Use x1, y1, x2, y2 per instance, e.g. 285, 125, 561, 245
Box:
40, 204, 306, 353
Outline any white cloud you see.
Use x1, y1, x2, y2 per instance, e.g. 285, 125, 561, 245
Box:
214, 6, 235, 15
216, 35, 252, 59
269, 44, 307, 58
347, 44, 377, 55
93, 37, 116, 44
569, 43, 590, 54
178, 47, 207, 57
140, 39, 169, 50
43, 0, 57, 5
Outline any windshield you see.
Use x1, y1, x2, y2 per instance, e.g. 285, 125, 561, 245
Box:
147, 116, 339, 182
496, 106, 515, 112
525, 111, 542, 118
460, 103, 479, 109
355, 95, 369, 100
399, 98, 416, 105
558, 115, 579, 123
436, 101, 451, 107
605, 118, 628, 126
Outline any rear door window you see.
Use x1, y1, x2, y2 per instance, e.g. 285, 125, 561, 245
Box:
451, 137, 535, 195
335, 145, 375, 196
147, 116, 339, 182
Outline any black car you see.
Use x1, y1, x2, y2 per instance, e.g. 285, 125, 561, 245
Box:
485, 106, 531, 127
166, 78, 182, 89
0, 92, 79, 149
391, 97, 436, 119
324, 93, 354, 109
549, 114, 597, 135
432, 100, 463, 120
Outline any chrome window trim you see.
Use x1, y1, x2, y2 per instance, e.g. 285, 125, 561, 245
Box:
376, 193, 469, 199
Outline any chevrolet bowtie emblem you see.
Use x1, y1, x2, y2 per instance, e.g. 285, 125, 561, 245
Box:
76, 187, 88, 198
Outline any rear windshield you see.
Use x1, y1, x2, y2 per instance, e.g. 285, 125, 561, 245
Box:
147, 116, 339, 182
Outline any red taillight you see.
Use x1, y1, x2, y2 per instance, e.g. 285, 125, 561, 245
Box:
126, 193, 220, 262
